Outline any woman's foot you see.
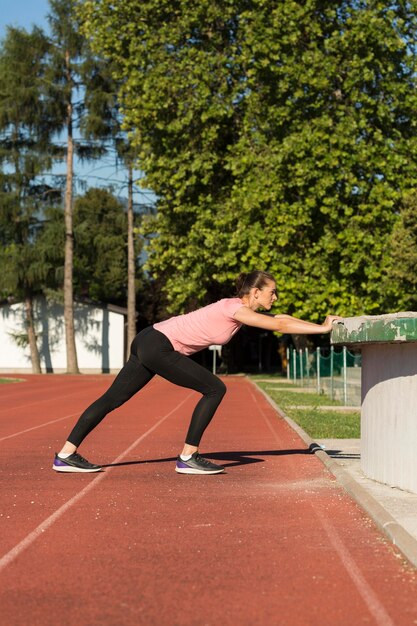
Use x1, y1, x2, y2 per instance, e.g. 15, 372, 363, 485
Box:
52, 452, 102, 473
175, 452, 224, 475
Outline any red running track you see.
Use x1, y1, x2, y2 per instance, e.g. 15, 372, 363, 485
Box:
0, 374, 417, 626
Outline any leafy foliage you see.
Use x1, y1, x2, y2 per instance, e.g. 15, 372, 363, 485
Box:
81, 0, 417, 316
384, 191, 417, 311
73, 187, 129, 302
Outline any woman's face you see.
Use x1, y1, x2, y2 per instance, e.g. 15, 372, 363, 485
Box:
256, 280, 277, 310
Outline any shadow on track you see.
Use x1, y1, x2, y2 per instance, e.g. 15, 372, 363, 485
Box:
102, 446, 315, 469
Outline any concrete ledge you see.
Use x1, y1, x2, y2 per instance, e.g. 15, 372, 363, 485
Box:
252, 379, 417, 570
332, 312, 417, 346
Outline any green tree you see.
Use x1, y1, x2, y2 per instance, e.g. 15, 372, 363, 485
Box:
45, 0, 123, 372
1, 9, 144, 370
81, 0, 417, 317
73, 187, 130, 302
384, 191, 417, 311
0, 26, 60, 372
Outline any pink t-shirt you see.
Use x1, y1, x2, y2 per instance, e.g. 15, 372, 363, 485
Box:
153, 298, 244, 356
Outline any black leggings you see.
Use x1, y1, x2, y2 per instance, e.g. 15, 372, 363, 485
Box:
67, 327, 227, 448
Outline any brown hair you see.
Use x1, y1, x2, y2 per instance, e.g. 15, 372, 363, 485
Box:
235, 270, 276, 297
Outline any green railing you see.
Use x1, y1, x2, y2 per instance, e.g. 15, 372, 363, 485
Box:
287, 346, 362, 406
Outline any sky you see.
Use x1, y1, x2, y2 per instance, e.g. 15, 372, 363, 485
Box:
0, 0, 50, 35
0, 0, 155, 208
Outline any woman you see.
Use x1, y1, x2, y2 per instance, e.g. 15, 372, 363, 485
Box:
52, 270, 340, 475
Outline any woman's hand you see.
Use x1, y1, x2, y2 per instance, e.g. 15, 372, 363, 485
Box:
322, 315, 343, 332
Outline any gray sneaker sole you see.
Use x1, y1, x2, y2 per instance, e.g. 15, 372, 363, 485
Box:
52, 463, 101, 473
175, 466, 224, 475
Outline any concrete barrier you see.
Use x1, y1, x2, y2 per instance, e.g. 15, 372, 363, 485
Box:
332, 313, 417, 495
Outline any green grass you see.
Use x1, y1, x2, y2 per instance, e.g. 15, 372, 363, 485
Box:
0, 378, 22, 384
253, 379, 360, 438
260, 388, 342, 407
286, 408, 360, 438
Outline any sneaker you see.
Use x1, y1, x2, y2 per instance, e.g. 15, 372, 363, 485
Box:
52, 452, 102, 473
175, 452, 225, 475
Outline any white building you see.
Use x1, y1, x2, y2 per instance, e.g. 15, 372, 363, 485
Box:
0, 297, 127, 374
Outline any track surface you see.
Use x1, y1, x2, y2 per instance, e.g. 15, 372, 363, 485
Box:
1, 374, 417, 626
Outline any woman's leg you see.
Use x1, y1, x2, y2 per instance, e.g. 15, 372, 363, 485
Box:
54, 327, 226, 474
137, 329, 227, 448
65, 353, 155, 448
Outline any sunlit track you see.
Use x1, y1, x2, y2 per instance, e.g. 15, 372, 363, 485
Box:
0, 392, 98, 416
0, 412, 79, 442
0, 391, 194, 572
1, 376, 416, 625
249, 385, 396, 626
0, 375, 160, 411
0, 377, 95, 402
313, 506, 396, 626
0, 378, 114, 413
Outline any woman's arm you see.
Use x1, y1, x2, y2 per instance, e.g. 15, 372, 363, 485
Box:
234, 306, 341, 334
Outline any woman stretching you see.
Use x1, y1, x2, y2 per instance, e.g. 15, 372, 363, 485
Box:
52, 270, 340, 475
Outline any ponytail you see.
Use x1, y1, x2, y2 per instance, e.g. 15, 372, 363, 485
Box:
235, 270, 276, 297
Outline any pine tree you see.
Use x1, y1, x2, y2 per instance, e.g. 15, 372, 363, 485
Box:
0, 26, 59, 372
45, 0, 123, 372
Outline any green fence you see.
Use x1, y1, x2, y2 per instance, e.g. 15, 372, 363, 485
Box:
287, 346, 362, 406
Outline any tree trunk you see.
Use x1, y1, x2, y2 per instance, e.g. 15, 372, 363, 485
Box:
63, 48, 79, 374
24, 294, 42, 374
126, 163, 137, 358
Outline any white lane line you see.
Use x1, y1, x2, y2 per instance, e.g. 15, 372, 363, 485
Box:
250, 387, 395, 626
313, 506, 395, 626
0, 413, 79, 442
0, 378, 160, 438
249, 389, 284, 441
0, 389, 104, 415
0, 392, 193, 573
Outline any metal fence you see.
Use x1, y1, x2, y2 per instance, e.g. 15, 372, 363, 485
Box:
287, 346, 362, 407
